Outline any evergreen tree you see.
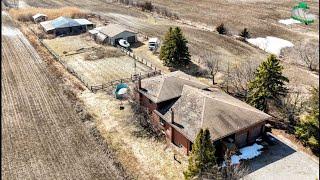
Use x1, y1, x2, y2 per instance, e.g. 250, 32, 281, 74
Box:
160, 27, 190, 67
216, 23, 227, 35
184, 129, 216, 179
295, 87, 319, 154
239, 28, 250, 39
247, 54, 289, 112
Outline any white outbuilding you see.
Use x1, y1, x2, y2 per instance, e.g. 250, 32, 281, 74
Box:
32, 13, 48, 23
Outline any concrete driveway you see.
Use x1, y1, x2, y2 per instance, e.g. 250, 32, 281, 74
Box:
245, 134, 319, 180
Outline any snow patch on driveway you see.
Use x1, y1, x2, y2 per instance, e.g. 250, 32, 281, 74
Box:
224, 143, 264, 166
247, 36, 294, 56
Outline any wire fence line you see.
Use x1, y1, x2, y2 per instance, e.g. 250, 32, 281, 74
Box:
39, 38, 161, 93
29, 24, 162, 93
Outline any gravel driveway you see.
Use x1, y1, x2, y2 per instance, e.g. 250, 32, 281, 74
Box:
244, 134, 319, 180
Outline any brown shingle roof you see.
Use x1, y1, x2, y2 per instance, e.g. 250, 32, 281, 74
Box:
140, 71, 209, 103
98, 24, 136, 37
162, 85, 271, 142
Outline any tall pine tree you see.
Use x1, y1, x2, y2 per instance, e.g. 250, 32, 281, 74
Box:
247, 54, 289, 112
184, 129, 216, 179
160, 27, 190, 67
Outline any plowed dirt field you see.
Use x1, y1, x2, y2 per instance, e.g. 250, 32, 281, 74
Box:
1, 13, 126, 180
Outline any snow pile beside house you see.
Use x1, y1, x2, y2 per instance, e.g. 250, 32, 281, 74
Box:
247, 36, 294, 56
224, 143, 264, 166
278, 18, 301, 25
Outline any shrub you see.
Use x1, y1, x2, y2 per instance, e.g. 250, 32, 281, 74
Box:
117, 0, 178, 19
216, 23, 227, 35
143, 1, 153, 11
84, 47, 123, 60
295, 87, 319, 155
239, 28, 251, 39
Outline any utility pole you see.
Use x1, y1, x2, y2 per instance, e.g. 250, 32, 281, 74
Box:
226, 61, 230, 93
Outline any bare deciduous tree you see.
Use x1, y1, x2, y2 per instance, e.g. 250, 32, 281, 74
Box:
278, 90, 307, 131
224, 59, 259, 98
196, 150, 249, 180
202, 51, 220, 85
297, 42, 319, 72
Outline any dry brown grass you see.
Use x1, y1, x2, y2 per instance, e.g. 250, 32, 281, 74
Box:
84, 47, 123, 60
9, 6, 88, 22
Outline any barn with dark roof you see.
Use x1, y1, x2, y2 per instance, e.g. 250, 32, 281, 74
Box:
40, 16, 94, 36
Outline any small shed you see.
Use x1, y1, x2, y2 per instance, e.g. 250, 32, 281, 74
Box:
96, 32, 108, 44
95, 24, 137, 46
32, 13, 48, 23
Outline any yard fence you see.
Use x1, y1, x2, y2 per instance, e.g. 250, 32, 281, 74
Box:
39, 39, 94, 90
40, 39, 161, 93
87, 45, 163, 92
32, 25, 162, 93
117, 45, 160, 72
90, 70, 161, 93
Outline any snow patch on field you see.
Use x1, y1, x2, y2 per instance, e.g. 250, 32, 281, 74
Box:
18, 0, 29, 8
2, 11, 9, 17
279, 18, 301, 25
247, 36, 294, 56
2, 26, 21, 37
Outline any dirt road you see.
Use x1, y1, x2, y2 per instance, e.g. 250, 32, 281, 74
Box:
1, 13, 126, 180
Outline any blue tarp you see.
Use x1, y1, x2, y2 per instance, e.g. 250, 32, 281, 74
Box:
51, 17, 80, 29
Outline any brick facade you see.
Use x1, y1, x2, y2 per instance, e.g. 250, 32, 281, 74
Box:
136, 90, 266, 155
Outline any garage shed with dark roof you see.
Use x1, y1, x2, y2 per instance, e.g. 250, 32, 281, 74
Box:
40, 16, 94, 36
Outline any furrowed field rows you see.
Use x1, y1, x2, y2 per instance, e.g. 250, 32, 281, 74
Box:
1, 16, 126, 179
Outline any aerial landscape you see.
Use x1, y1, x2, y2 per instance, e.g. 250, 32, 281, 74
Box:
1, 0, 319, 179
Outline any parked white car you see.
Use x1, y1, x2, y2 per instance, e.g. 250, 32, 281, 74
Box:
119, 39, 130, 48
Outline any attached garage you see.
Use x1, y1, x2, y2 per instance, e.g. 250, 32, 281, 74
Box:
235, 131, 248, 148
248, 123, 265, 144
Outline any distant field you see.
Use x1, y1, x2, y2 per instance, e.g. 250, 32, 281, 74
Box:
20, 0, 319, 91
43, 36, 153, 87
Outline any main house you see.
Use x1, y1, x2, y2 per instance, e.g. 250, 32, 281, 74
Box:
40, 16, 94, 36
135, 71, 271, 155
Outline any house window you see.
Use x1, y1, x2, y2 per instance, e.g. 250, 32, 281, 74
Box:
149, 99, 152, 104
178, 144, 183, 148
160, 119, 165, 126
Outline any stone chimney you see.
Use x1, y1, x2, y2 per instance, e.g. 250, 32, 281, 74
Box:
171, 108, 174, 124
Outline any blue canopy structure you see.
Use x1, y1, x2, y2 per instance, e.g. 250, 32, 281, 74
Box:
115, 83, 129, 99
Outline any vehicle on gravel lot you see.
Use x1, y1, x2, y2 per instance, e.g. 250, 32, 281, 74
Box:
148, 37, 159, 51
